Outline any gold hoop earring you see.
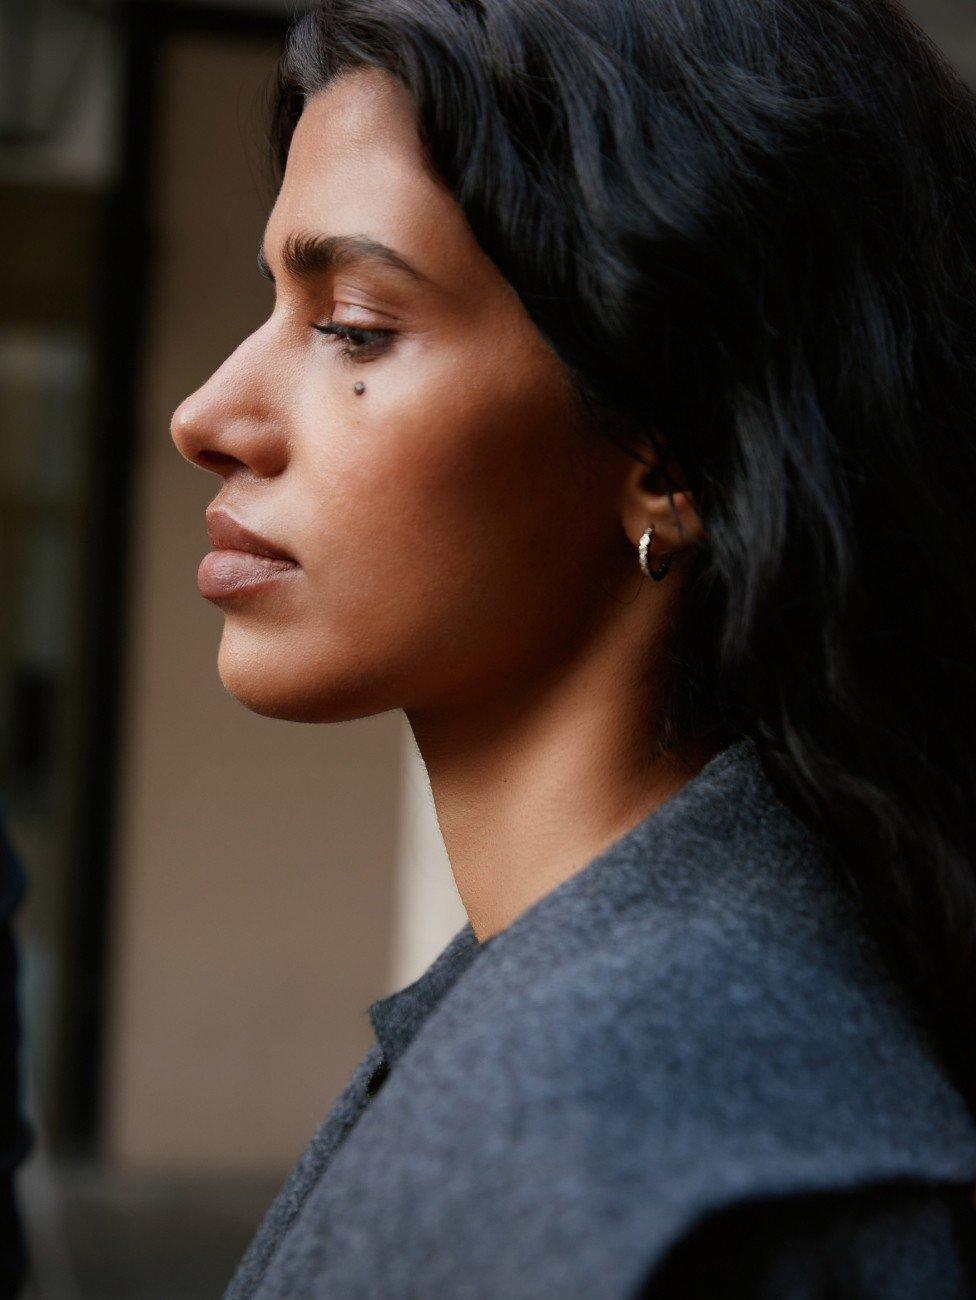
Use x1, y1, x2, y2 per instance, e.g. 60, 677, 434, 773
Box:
638, 525, 673, 581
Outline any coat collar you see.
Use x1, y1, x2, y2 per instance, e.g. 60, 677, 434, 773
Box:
368, 914, 487, 1068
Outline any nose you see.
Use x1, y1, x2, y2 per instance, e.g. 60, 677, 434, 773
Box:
170, 338, 288, 479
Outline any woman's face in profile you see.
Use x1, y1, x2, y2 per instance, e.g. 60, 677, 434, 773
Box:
171, 67, 636, 723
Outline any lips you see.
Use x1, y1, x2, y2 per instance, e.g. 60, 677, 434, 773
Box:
205, 507, 296, 561
198, 506, 299, 603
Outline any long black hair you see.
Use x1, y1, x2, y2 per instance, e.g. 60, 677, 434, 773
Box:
263, 0, 976, 1116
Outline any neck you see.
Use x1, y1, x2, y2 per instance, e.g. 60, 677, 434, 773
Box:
407, 612, 717, 944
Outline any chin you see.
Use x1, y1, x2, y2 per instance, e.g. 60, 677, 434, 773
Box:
215, 626, 402, 724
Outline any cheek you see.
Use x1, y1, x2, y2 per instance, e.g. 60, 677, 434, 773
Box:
297, 354, 586, 643
213, 342, 620, 722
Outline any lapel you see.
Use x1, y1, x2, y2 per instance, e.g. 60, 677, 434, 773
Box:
229, 737, 976, 1299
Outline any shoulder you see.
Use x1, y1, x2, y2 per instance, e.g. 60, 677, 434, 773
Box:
510, 911, 976, 1173
454, 919, 976, 1294
445, 902, 976, 1240
493, 758, 976, 1151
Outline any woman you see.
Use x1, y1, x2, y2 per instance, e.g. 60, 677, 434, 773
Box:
170, 0, 976, 1294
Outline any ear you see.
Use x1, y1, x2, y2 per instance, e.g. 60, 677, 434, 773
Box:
618, 445, 705, 559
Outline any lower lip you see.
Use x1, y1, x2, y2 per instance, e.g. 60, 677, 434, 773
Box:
197, 549, 300, 602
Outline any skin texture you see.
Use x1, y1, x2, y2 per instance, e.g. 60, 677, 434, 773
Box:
170, 67, 712, 942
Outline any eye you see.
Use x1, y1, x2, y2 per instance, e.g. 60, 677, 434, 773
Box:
311, 320, 395, 363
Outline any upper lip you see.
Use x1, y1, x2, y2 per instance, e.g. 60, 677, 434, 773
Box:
205, 507, 296, 562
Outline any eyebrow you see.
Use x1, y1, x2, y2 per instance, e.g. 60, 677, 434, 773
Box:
257, 230, 430, 287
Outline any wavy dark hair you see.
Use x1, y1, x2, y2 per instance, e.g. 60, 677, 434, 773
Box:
262, 0, 976, 1116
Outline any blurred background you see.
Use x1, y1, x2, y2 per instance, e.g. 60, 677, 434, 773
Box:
0, 0, 973, 1296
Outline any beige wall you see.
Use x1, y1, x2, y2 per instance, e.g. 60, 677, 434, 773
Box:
101, 30, 464, 1174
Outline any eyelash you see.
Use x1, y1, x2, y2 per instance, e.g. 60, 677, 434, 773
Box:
311, 320, 395, 362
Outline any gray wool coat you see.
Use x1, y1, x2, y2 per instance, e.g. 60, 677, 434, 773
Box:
224, 737, 976, 1298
